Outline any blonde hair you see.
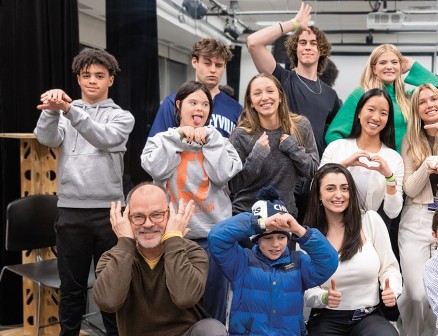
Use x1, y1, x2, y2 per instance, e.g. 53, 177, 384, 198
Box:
360, 44, 410, 122
406, 84, 438, 169
238, 73, 304, 145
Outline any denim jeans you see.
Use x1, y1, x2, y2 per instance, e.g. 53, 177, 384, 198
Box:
56, 207, 118, 336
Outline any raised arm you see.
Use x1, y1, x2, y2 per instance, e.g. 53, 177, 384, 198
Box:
208, 213, 256, 282
247, 3, 311, 74
141, 129, 185, 181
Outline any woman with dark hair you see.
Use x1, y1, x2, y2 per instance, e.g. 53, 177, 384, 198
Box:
320, 89, 404, 221
303, 163, 402, 335
141, 80, 242, 322
229, 73, 319, 217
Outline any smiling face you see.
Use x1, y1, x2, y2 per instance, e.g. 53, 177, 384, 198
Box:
129, 185, 169, 251
358, 94, 389, 137
77, 64, 114, 104
320, 173, 350, 216
418, 88, 438, 126
296, 30, 320, 67
249, 76, 281, 124
176, 89, 211, 128
372, 51, 401, 85
258, 233, 288, 260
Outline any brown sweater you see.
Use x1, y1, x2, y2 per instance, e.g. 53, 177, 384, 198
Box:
93, 236, 209, 336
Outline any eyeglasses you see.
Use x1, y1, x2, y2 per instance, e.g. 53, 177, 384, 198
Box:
128, 209, 169, 226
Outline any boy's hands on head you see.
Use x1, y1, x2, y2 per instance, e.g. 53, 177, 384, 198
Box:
264, 213, 306, 237
110, 201, 134, 239
37, 89, 72, 113
166, 199, 195, 236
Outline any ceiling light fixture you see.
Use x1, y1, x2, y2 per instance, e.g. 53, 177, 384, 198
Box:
224, 17, 244, 40
182, 0, 208, 19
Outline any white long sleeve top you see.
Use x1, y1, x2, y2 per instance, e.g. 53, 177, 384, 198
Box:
320, 138, 404, 219
304, 210, 402, 310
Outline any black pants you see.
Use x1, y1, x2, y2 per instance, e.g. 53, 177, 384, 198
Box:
307, 307, 398, 336
193, 238, 229, 324
56, 208, 118, 336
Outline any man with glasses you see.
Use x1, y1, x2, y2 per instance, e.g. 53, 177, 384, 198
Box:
93, 182, 227, 336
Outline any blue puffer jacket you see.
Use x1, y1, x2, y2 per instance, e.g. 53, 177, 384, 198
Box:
208, 213, 338, 336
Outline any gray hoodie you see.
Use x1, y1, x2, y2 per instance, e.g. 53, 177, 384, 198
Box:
34, 99, 135, 208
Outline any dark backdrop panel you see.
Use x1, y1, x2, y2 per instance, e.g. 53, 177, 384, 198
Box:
0, 0, 79, 324
106, 0, 160, 186
226, 45, 242, 101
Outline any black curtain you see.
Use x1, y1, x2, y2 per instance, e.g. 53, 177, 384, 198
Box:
0, 0, 79, 324
227, 45, 242, 101
106, 0, 160, 186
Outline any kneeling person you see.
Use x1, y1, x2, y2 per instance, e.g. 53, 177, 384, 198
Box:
93, 183, 227, 336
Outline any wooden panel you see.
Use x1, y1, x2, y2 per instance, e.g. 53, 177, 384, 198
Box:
19, 138, 59, 335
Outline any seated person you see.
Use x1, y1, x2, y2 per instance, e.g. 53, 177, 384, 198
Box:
208, 186, 338, 335
423, 210, 438, 333
93, 183, 227, 336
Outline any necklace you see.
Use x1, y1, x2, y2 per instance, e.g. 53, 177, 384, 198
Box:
295, 70, 322, 95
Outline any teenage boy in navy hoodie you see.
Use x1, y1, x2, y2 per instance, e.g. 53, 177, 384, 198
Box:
34, 48, 135, 336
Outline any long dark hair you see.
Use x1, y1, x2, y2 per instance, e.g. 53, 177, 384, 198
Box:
348, 88, 396, 150
174, 80, 213, 126
303, 163, 364, 262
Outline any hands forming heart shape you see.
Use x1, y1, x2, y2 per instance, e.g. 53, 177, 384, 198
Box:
358, 156, 380, 168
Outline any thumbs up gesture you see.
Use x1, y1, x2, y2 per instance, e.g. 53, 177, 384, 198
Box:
327, 278, 342, 308
381, 278, 397, 307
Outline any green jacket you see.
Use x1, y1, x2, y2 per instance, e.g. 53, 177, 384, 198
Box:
325, 62, 438, 153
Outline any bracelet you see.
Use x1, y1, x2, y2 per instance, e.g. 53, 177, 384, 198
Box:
291, 19, 299, 31
321, 291, 328, 305
385, 173, 395, 182
279, 22, 284, 34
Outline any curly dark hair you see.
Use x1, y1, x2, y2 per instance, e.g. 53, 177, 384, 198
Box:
72, 48, 120, 76
285, 26, 331, 74
191, 38, 233, 63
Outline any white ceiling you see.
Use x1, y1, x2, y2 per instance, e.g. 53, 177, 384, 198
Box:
79, 0, 438, 53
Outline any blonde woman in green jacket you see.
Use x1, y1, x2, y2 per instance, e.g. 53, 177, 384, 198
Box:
326, 44, 438, 154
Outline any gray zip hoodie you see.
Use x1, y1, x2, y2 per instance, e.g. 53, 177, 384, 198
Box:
34, 98, 135, 208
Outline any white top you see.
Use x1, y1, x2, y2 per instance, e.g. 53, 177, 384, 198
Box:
320, 138, 404, 219
424, 252, 438, 329
304, 210, 402, 310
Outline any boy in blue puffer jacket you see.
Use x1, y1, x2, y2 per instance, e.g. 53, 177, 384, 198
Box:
208, 187, 338, 336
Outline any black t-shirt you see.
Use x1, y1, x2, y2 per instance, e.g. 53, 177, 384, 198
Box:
273, 64, 342, 157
